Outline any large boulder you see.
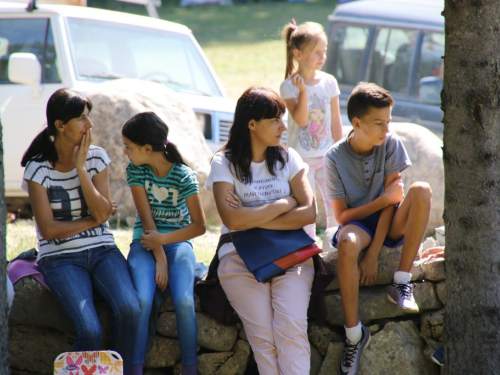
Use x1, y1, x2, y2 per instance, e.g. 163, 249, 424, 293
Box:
390, 123, 444, 233
359, 321, 440, 375
86, 78, 218, 223
318, 322, 440, 375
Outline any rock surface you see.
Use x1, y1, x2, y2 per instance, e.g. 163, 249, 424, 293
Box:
359, 320, 440, 375
9, 235, 445, 374
86, 78, 218, 223
390, 123, 444, 233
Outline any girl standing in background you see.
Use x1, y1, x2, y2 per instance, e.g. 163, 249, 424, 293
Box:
280, 20, 343, 238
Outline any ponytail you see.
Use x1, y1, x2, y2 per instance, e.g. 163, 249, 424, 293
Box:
164, 141, 187, 166
283, 23, 297, 79
123, 111, 188, 166
282, 21, 327, 79
21, 127, 58, 167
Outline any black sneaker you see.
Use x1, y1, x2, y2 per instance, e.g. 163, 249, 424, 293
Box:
339, 324, 371, 375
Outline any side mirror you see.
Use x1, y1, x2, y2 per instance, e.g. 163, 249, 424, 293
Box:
419, 76, 442, 105
8, 52, 42, 97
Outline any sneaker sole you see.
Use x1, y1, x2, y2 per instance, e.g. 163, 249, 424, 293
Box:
431, 356, 444, 366
364, 332, 372, 348
387, 294, 420, 313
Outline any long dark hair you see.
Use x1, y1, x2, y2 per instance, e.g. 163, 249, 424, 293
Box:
223, 86, 287, 184
122, 112, 186, 165
21, 88, 92, 167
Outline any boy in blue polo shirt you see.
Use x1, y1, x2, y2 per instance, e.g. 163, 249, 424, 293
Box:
324, 82, 432, 375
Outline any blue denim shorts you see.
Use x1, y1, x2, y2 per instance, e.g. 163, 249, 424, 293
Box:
331, 209, 404, 249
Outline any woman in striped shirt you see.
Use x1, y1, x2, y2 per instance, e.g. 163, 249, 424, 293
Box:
21, 88, 140, 375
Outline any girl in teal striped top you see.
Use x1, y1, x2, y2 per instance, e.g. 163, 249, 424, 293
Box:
122, 112, 206, 375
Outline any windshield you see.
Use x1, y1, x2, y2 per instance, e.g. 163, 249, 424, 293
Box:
66, 17, 222, 97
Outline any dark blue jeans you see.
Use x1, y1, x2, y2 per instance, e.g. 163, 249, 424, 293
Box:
127, 239, 197, 366
38, 245, 140, 375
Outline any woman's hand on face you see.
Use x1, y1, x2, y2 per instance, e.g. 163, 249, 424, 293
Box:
75, 128, 93, 170
226, 190, 242, 208
141, 229, 163, 250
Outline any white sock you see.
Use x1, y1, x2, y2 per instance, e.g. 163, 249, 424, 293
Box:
345, 321, 362, 344
393, 271, 412, 284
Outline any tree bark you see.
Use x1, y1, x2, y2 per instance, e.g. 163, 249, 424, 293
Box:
443, 1, 500, 373
0, 115, 10, 372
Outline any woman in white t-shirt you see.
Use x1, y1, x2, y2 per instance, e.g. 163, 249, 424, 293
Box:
205, 86, 316, 375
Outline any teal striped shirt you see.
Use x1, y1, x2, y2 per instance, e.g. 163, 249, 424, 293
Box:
126, 162, 199, 240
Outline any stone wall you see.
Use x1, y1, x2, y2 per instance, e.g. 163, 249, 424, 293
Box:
9, 233, 445, 374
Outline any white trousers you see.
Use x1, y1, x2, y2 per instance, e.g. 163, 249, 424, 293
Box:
218, 251, 314, 375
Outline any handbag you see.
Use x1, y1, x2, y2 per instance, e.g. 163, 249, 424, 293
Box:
232, 228, 322, 282
54, 351, 123, 374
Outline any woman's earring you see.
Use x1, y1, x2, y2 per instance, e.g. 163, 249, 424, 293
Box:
49, 135, 55, 142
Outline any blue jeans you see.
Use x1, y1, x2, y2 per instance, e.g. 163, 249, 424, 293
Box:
128, 239, 197, 366
38, 245, 140, 375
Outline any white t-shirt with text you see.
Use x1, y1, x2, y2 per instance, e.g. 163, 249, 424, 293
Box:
205, 147, 307, 258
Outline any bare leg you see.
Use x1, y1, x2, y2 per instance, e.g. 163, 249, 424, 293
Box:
336, 225, 372, 327
388, 182, 432, 272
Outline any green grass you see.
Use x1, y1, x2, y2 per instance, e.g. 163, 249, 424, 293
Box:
158, 1, 336, 99
158, 2, 333, 45
91, 0, 336, 100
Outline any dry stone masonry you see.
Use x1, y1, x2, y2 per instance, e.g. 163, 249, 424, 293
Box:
9, 232, 445, 374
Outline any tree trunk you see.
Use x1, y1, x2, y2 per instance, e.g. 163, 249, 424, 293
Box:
0, 116, 10, 372
443, 1, 500, 373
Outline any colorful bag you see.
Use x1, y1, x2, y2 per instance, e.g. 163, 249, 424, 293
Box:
53, 351, 123, 375
232, 228, 321, 282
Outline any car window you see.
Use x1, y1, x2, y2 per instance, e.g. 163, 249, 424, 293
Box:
417, 32, 444, 80
415, 31, 444, 101
368, 28, 418, 94
67, 17, 222, 97
0, 18, 61, 84
325, 24, 369, 85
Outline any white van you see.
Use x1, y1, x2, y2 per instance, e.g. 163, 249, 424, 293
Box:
0, 1, 235, 214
